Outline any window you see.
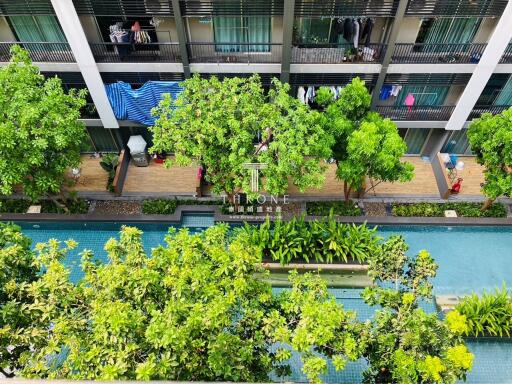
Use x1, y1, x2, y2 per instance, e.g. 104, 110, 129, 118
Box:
395, 85, 449, 107
442, 130, 473, 155
213, 16, 270, 52
8, 15, 66, 43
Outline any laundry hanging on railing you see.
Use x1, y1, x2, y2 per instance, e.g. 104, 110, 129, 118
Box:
105, 81, 183, 125
379, 84, 402, 100
297, 85, 344, 105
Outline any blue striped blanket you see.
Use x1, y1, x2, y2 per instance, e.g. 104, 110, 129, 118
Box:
105, 81, 183, 125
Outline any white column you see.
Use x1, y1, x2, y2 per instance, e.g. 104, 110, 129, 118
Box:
445, 0, 512, 130
50, 0, 119, 129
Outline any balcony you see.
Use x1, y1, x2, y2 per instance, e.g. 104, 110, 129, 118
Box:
291, 44, 386, 64
468, 105, 510, 120
187, 43, 282, 64
499, 43, 512, 64
376, 105, 455, 120
90, 43, 181, 63
0, 42, 74, 63
391, 43, 486, 64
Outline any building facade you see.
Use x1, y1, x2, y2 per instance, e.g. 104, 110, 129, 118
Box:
0, 0, 511, 159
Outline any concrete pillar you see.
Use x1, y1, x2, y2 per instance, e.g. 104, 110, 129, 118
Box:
280, 0, 295, 83
171, 0, 191, 78
50, 0, 119, 129
370, 0, 409, 108
445, 0, 512, 130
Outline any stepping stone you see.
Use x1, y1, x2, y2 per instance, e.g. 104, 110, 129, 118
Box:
444, 210, 457, 217
26, 205, 41, 214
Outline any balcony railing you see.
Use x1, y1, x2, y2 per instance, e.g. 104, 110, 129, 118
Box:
468, 105, 510, 120
499, 43, 512, 64
291, 43, 386, 64
90, 42, 181, 63
187, 43, 282, 63
391, 43, 486, 64
0, 42, 74, 62
376, 105, 455, 120
80, 103, 99, 119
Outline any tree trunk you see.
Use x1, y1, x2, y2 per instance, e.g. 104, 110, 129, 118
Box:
481, 198, 495, 212
51, 194, 69, 214
343, 181, 352, 203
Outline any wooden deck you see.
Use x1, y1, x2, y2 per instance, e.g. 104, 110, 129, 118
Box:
123, 158, 198, 194
66, 156, 109, 192
449, 156, 485, 196
365, 157, 439, 197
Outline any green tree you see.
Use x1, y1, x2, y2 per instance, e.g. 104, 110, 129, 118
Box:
0, 223, 39, 377
19, 225, 282, 381
319, 78, 414, 201
360, 236, 473, 383
0, 46, 87, 205
467, 107, 512, 210
150, 75, 332, 199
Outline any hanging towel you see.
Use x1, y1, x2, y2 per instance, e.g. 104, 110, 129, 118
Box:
390, 85, 402, 97
379, 85, 392, 100
353, 19, 360, 49
404, 93, 415, 111
297, 86, 306, 104
343, 18, 353, 41
105, 81, 183, 125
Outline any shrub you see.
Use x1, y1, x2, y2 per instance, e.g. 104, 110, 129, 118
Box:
236, 214, 380, 264
456, 286, 512, 337
392, 202, 507, 218
0, 199, 88, 214
306, 201, 362, 216
0, 199, 32, 213
142, 199, 178, 215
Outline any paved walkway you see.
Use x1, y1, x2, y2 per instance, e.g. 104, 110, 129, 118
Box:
68, 155, 486, 200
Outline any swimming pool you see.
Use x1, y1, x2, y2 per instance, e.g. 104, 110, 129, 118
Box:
7, 218, 512, 383
13, 219, 512, 294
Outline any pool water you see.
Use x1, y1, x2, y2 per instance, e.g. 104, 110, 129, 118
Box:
7, 218, 512, 383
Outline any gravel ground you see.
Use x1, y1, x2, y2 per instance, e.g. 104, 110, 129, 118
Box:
93, 200, 141, 215
363, 202, 388, 217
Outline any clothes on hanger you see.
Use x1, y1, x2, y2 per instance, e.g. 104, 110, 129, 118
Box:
404, 93, 415, 111
297, 86, 306, 104
305, 86, 316, 104
353, 19, 360, 49
335, 18, 344, 35
361, 18, 374, 47
380, 85, 393, 100
343, 18, 353, 41
390, 85, 402, 97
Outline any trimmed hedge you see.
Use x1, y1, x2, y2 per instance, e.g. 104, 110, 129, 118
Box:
392, 202, 507, 218
306, 201, 362, 216
142, 199, 222, 215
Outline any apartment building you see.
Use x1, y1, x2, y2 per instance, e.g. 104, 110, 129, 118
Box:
0, 0, 511, 160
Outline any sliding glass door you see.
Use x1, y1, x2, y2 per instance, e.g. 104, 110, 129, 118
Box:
213, 16, 270, 52
9, 15, 66, 42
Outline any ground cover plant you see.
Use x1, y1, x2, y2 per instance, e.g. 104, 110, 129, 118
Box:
456, 286, 512, 337
0, 198, 89, 214
392, 202, 507, 217
306, 200, 362, 216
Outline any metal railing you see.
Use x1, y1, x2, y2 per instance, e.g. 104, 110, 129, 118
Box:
291, 43, 386, 64
90, 42, 181, 63
0, 42, 75, 62
391, 43, 487, 64
376, 105, 455, 120
187, 43, 282, 63
499, 43, 512, 64
468, 105, 510, 120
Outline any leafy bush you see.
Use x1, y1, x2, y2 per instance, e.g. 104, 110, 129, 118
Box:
142, 199, 178, 215
456, 286, 512, 337
0, 199, 88, 214
392, 202, 507, 218
236, 214, 380, 264
99, 153, 119, 192
306, 201, 362, 216
0, 199, 32, 213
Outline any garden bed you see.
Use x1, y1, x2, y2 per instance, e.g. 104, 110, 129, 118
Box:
0, 198, 89, 214
306, 200, 362, 216
392, 202, 507, 218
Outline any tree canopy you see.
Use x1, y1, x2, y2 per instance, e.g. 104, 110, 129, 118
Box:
1, 222, 473, 383
319, 78, 414, 200
467, 107, 512, 209
0, 46, 87, 201
149, 75, 333, 198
